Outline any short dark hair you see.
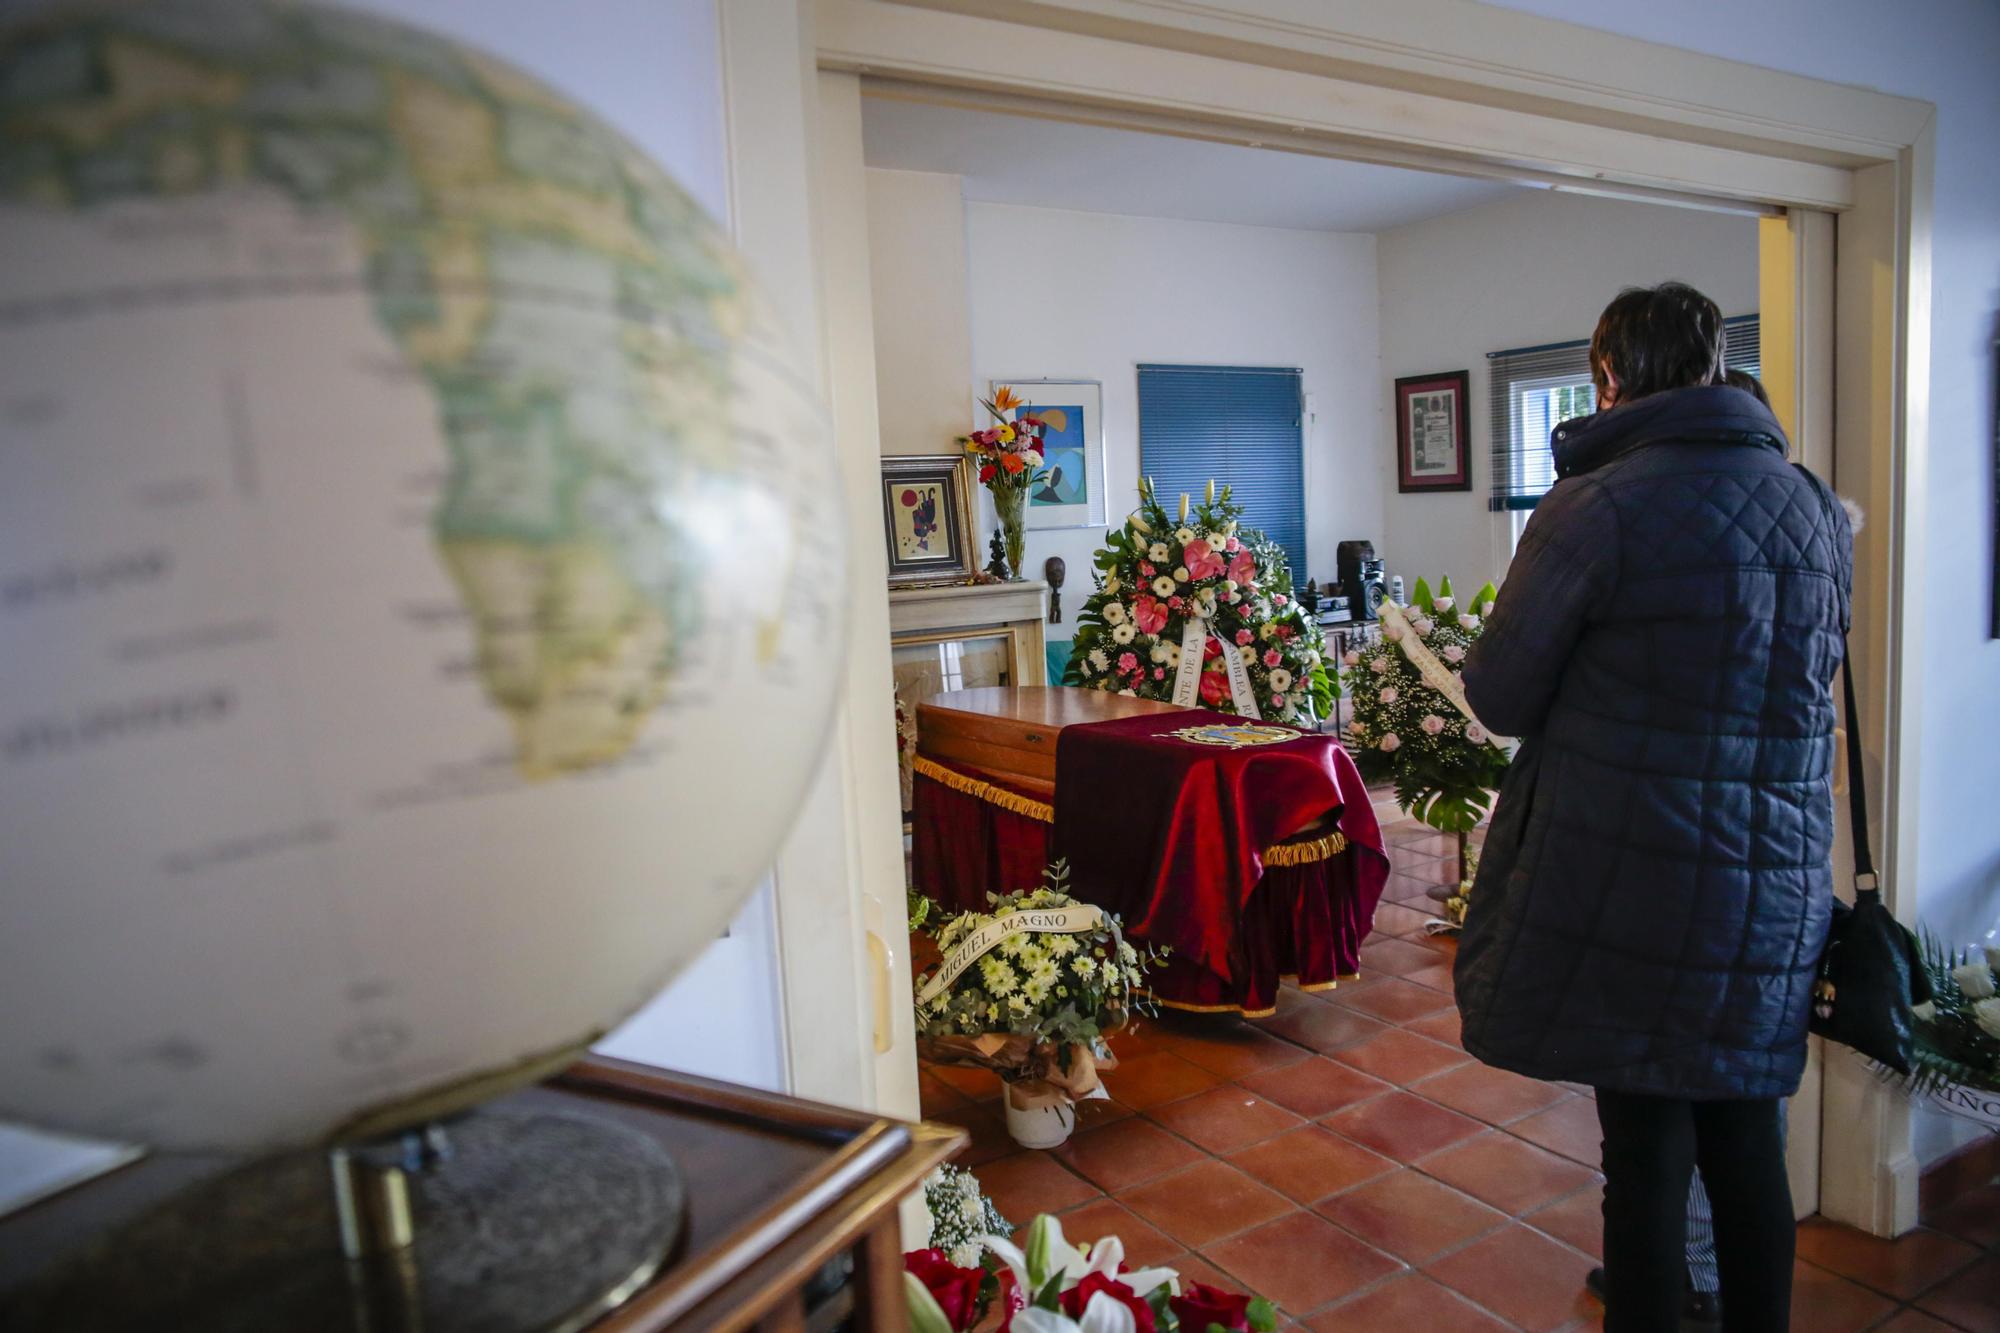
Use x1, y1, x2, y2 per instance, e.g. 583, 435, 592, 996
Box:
1590, 282, 1726, 405
1724, 368, 1771, 408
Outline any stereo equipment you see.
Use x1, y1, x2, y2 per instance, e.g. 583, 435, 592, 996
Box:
1337, 540, 1386, 622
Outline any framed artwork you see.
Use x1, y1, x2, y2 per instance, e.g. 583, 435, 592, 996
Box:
992, 378, 1108, 529
881, 453, 976, 588
1395, 370, 1472, 493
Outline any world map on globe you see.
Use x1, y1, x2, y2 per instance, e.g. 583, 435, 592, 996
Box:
0, 1, 844, 1151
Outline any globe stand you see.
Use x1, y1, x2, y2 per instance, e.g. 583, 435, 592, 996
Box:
3, 1108, 688, 1333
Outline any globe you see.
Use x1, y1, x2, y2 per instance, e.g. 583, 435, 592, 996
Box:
0, 1, 844, 1153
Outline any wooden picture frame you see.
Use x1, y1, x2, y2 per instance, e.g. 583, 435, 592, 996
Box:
880, 453, 977, 587
1395, 370, 1472, 493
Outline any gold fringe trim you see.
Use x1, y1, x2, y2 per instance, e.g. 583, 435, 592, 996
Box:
1262, 829, 1349, 867
912, 754, 1053, 823
914, 755, 1349, 865
1155, 996, 1280, 1020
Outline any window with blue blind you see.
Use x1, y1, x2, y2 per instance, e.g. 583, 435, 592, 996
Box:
1136, 364, 1306, 577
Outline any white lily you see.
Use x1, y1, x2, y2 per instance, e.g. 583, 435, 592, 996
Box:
981, 1217, 1179, 1311
1010, 1295, 1146, 1333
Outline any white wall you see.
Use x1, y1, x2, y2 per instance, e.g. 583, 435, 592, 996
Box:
866, 170, 976, 455
963, 202, 1383, 613
1483, 0, 2000, 1174
1376, 189, 1759, 592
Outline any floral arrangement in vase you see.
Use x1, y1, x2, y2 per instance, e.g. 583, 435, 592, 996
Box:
1342, 576, 1510, 879
905, 1213, 1278, 1333
1064, 479, 1333, 724
958, 385, 1048, 580
914, 863, 1161, 1148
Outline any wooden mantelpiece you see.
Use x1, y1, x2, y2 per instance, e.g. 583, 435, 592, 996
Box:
888, 580, 1049, 687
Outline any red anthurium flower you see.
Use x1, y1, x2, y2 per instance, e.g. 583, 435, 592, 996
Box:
1202, 636, 1223, 660
1134, 595, 1169, 635
1199, 668, 1229, 705
1059, 1273, 1156, 1333
1226, 549, 1256, 586
1183, 538, 1226, 581
904, 1250, 984, 1330
1169, 1281, 1254, 1331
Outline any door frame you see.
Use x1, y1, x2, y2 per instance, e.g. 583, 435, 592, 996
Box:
811, 0, 1935, 1235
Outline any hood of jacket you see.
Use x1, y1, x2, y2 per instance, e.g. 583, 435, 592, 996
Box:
1552, 384, 1788, 481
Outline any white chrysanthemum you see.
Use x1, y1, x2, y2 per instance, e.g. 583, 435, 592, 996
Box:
1174, 526, 1195, 544
1152, 576, 1176, 598
1269, 668, 1293, 692
980, 956, 1018, 996
1148, 542, 1170, 562
1088, 648, 1110, 672
1072, 955, 1098, 978
1953, 962, 1997, 1000
1102, 601, 1127, 626
1048, 934, 1078, 957
1112, 622, 1136, 644
1150, 643, 1171, 664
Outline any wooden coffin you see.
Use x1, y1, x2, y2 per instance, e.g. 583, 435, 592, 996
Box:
914, 686, 1181, 799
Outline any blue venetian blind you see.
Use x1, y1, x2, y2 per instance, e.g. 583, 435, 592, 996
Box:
1136, 364, 1306, 578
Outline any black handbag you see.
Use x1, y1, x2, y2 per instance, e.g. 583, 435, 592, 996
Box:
1807, 642, 1932, 1073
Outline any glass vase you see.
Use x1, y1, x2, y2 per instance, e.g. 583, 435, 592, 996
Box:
992, 481, 1027, 581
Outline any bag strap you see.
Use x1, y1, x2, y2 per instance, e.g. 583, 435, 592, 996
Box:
1796, 463, 1876, 897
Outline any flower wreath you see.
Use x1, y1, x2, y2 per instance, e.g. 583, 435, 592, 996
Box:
1064, 479, 1333, 725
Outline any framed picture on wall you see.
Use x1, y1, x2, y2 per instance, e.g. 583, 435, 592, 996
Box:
1394, 370, 1472, 493
881, 453, 977, 588
991, 378, 1108, 529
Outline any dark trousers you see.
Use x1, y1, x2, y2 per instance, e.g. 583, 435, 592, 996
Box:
1595, 1089, 1794, 1332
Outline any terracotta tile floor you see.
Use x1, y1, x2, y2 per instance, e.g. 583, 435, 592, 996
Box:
917, 817, 2000, 1331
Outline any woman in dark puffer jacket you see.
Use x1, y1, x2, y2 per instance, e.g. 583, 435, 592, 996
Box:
1452, 283, 1849, 1332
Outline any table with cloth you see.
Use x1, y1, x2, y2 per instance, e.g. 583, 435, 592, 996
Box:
911, 686, 1389, 1018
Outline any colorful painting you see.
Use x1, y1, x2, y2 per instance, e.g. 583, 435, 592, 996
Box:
893, 482, 947, 560
881, 453, 976, 587
993, 379, 1107, 529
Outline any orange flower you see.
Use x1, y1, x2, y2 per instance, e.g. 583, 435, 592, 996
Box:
991, 385, 1023, 412
1000, 451, 1026, 474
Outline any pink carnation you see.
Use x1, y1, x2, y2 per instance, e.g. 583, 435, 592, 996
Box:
1153, 667, 1167, 680
1117, 652, 1139, 672
1235, 629, 1254, 646
1263, 649, 1282, 667
1168, 596, 1184, 610
1139, 562, 1156, 577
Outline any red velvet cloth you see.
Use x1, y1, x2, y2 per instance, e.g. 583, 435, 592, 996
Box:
910, 765, 1053, 908
1053, 709, 1386, 984
909, 742, 1389, 1017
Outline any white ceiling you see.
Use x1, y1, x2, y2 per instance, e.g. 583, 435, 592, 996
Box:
859, 97, 1523, 233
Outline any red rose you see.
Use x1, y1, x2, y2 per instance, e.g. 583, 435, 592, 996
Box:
1170, 1282, 1254, 1331
1059, 1273, 1156, 1333
904, 1249, 984, 1330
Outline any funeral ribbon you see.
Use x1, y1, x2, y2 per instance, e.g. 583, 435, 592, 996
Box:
915, 904, 1108, 1006
1377, 600, 1511, 751
1170, 614, 1262, 719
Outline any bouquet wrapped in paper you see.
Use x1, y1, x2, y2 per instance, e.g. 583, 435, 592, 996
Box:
914, 863, 1161, 1117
